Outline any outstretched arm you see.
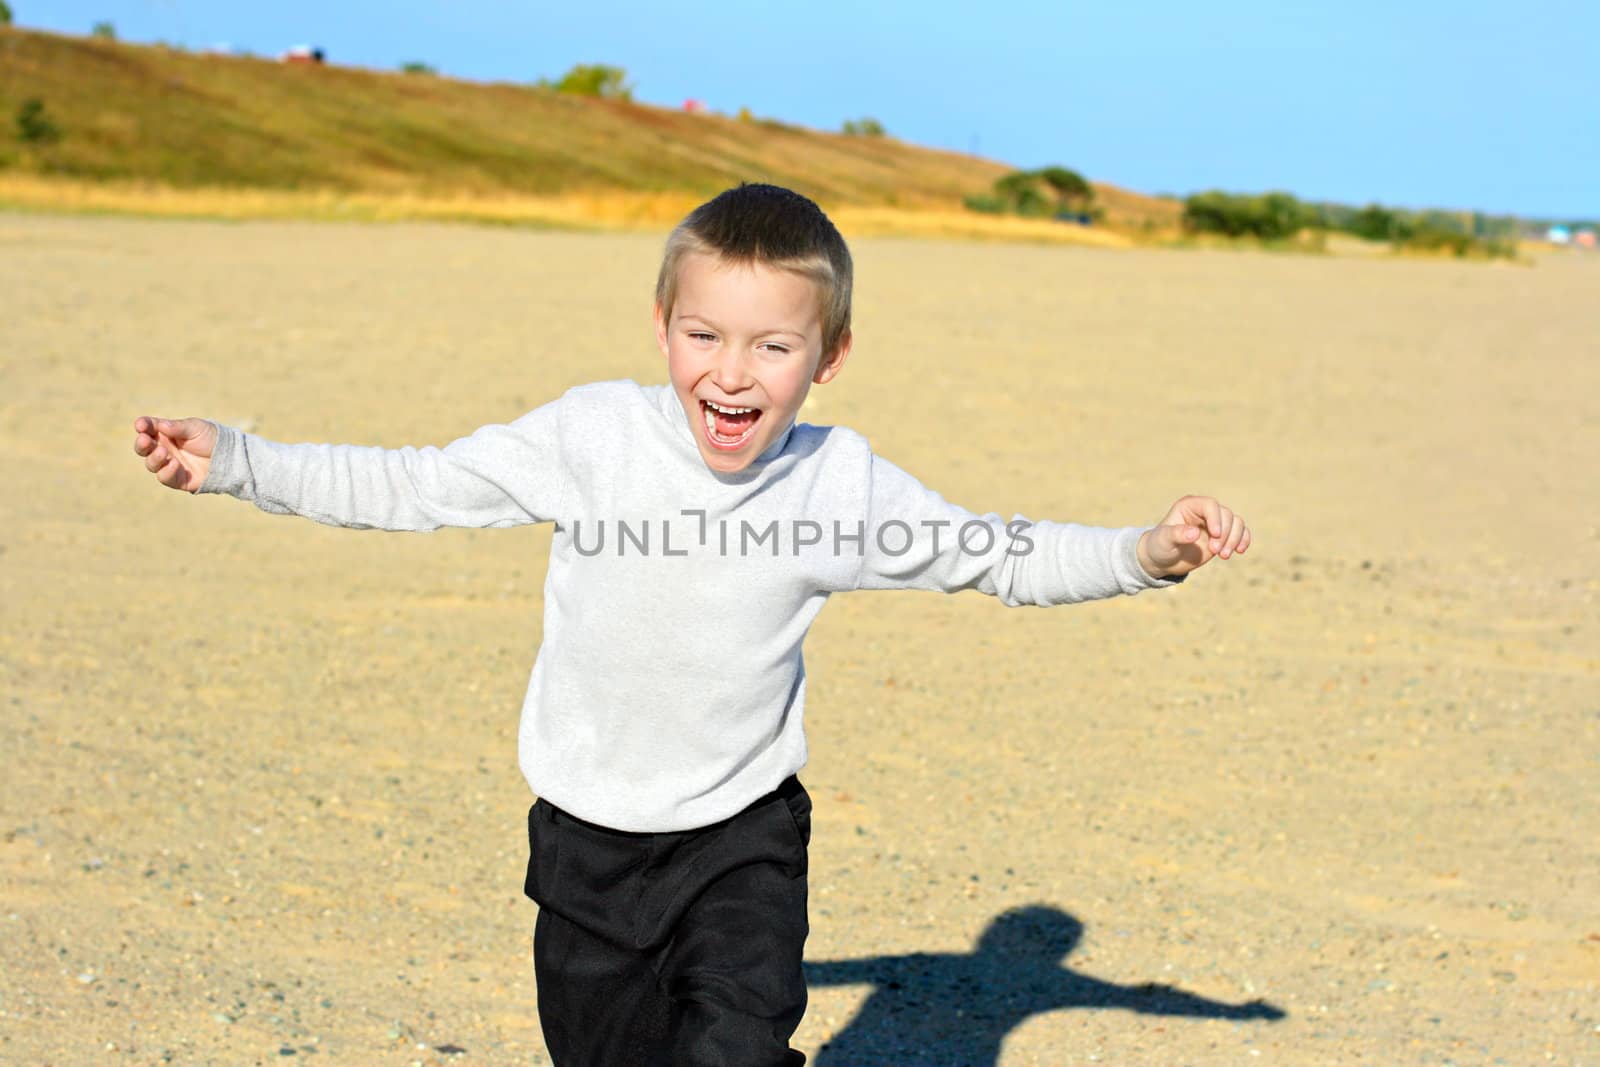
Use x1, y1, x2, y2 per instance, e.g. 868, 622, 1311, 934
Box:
131, 401, 568, 532
854, 454, 1245, 605
1069, 975, 1285, 1021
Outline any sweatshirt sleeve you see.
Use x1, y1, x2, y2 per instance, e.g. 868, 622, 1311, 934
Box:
196, 398, 568, 531
853, 452, 1181, 606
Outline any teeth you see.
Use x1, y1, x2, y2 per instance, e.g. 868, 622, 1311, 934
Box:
702, 400, 756, 444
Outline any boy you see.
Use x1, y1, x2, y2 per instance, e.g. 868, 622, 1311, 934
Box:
133, 183, 1250, 1065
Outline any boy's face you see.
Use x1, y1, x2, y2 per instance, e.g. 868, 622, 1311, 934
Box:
656, 252, 849, 474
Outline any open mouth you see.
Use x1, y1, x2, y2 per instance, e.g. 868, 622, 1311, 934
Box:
700, 399, 763, 450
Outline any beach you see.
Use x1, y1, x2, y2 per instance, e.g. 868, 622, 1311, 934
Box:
1, 214, 1595, 1064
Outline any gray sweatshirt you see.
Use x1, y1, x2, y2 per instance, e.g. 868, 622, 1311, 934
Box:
201, 380, 1178, 831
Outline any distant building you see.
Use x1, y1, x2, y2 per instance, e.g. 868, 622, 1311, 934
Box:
682, 99, 705, 113
281, 45, 325, 64
1576, 229, 1597, 250
1545, 225, 1571, 245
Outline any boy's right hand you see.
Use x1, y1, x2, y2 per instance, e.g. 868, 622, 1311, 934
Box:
133, 416, 216, 493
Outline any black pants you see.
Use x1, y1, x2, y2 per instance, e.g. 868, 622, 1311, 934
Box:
524, 777, 811, 1067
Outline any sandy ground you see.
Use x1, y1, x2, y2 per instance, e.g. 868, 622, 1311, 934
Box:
2, 215, 1596, 1066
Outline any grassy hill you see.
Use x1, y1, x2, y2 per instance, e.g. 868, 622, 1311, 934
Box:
0, 28, 1179, 236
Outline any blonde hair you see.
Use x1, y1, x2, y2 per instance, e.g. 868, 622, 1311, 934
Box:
655, 184, 853, 356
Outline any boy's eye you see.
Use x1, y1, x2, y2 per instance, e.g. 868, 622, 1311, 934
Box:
688, 332, 716, 343
758, 342, 791, 354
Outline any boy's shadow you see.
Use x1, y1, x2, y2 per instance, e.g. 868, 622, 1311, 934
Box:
806, 905, 1284, 1066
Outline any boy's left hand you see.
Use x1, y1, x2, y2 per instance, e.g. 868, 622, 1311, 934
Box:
1137, 495, 1251, 579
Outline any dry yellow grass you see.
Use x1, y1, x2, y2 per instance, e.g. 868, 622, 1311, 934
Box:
0, 28, 1189, 248
0, 173, 695, 228
0, 173, 1136, 245
0, 28, 1011, 206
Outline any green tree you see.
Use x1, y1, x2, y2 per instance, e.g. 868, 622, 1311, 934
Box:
16, 98, 61, 144
91, 20, 115, 39
400, 60, 436, 75
990, 172, 1026, 197
1037, 166, 1092, 203
0, 2, 13, 28
550, 63, 632, 100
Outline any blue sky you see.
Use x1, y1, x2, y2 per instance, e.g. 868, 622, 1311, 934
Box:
21, 0, 1599, 218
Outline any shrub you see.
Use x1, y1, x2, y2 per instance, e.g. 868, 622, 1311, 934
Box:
1347, 204, 1406, 242
1397, 223, 1513, 259
841, 117, 886, 136
400, 61, 436, 75
0, 2, 12, 27
1322, 200, 1512, 256
1182, 190, 1310, 240
547, 63, 633, 100
1182, 192, 1234, 235
1190, 191, 1515, 258
972, 166, 1097, 220
962, 194, 1007, 214
1400, 226, 1471, 255
91, 20, 115, 40
15, 98, 61, 144
1012, 185, 1053, 217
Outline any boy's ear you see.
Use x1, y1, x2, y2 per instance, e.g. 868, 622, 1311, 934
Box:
653, 302, 670, 357
813, 329, 852, 385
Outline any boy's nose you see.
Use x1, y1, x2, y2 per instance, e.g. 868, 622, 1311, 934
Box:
710, 349, 754, 392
